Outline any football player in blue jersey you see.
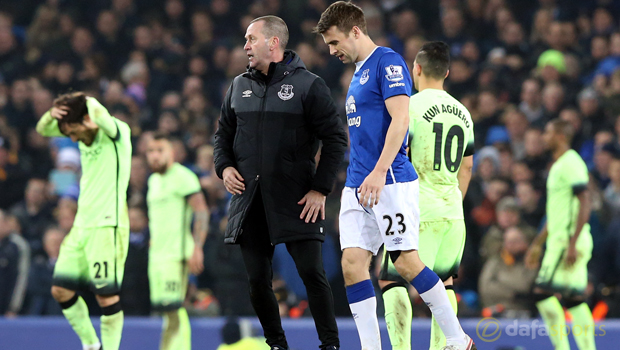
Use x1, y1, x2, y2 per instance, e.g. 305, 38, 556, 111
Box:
314, 2, 475, 350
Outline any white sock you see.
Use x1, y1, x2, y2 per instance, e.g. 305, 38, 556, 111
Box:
419, 281, 466, 346
349, 297, 382, 350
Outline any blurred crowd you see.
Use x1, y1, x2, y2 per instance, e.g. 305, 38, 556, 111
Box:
2, 0, 620, 320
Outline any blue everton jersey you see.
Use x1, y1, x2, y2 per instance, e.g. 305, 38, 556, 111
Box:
345, 46, 417, 188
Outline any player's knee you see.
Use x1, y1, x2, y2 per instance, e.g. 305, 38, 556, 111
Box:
96, 293, 120, 308
393, 250, 424, 278
51, 285, 73, 302
164, 310, 180, 329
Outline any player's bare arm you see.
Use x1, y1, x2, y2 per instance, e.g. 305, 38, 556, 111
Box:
526, 222, 548, 269
566, 188, 591, 267
457, 155, 473, 199
358, 94, 410, 208
188, 191, 209, 275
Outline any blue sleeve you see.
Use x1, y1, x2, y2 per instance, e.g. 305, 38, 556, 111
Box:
377, 52, 412, 100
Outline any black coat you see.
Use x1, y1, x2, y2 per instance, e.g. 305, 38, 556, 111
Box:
214, 50, 347, 245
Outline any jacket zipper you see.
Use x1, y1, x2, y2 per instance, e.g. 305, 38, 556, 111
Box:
258, 83, 275, 245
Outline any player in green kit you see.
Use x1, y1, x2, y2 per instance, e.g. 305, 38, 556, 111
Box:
525, 119, 596, 350
146, 132, 209, 350
378, 42, 475, 350
37, 92, 131, 350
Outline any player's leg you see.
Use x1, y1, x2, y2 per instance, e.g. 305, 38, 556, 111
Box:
87, 226, 129, 350
562, 238, 596, 350
423, 220, 466, 350
342, 247, 380, 349
566, 298, 596, 350
150, 260, 191, 350
378, 245, 411, 350
534, 248, 570, 350
286, 239, 339, 349
377, 182, 472, 349
339, 187, 384, 349
239, 192, 287, 349
160, 307, 191, 350
51, 227, 100, 350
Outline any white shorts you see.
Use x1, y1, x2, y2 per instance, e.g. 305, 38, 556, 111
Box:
339, 181, 420, 255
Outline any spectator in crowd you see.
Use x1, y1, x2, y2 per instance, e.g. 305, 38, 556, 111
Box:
10, 178, 54, 258
515, 181, 545, 229
478, 226, 537, 317
603, 154, 620, 219
480, 197, 536, 263
0, 136, 27, 210
0, 210, 31, 317
519, 78, 544, 127
26, 227, 64, 315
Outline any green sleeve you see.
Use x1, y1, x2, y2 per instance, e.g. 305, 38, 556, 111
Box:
36, 110, 65, 137
176, 167, 202, 197
567, 155, 589, 191
86, 97, 118, 139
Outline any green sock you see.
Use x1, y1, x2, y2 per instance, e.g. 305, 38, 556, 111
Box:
430, 288, 458, 350
161, 308, 192, 350
383, 285, 412, 350
537, 296, 570, 350
101, 309, 124, 350
61, 295, 100, 348
568, 302, 597, 350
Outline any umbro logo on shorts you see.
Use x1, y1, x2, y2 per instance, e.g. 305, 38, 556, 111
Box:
392, 237, 403, 244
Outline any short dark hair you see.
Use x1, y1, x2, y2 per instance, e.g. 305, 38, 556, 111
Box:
250, 15, 289, 49
152, 131, 172, 142
415, 41, 450, 80
313, 1, 367, 35
549, 118, 574, 143
53, 92, 88, 126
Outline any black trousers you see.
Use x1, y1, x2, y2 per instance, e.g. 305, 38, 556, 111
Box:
238, 191, 339, 348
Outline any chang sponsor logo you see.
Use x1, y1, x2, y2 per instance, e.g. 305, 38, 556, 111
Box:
348, 116, 361, 127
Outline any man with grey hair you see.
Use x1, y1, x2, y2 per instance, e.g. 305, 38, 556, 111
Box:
215, 15, 346, 350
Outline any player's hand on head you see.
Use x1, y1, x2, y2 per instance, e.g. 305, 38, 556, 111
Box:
298, 190, 326, 223
222, 167, 245, 195
358, 169, 386, 208
50, 105, 70, 120
189, 247, 204, 275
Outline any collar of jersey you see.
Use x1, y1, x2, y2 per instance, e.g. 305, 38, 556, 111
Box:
355, 46, 380, 73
